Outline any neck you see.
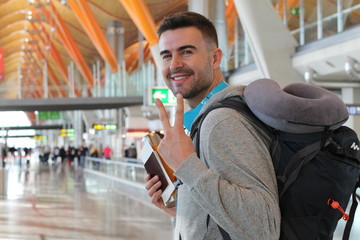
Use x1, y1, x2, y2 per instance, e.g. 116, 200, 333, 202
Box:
183, 79, 228, 131
186, 69, 224, 109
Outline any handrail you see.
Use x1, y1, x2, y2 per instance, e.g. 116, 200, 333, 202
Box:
290, 4, 360, 37
84, 156, 146, 186
304, 67, 360, 88
86, 156, 144, 168
84, 156, 152, 205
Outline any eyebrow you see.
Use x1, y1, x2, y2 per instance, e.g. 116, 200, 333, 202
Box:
160, 45, 197, 56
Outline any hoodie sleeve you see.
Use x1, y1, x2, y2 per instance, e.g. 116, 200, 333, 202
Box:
175, 107, 281, 240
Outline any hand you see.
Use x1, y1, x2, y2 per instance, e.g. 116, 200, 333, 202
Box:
156, 94, 195, 170
145, 174, 176, 217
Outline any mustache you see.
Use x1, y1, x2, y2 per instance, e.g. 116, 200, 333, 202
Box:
167, 69, 194, 78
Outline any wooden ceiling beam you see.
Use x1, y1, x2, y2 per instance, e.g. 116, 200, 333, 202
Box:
24, 52, 49, 98
29, 33, 67, 98
46, 1, 94, 88
30, 19, 69, 84
119, 0, 158, 47
68, 0, 119, 73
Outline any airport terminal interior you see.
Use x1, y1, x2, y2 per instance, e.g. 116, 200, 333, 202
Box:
0, 0, 360, 239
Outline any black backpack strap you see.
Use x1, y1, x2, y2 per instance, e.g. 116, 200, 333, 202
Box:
279, 140, 321, 197
270, 137, 281, 172
190, 96, 273, 157
278, 132, 331, 198
219, 98, 274, 145
190, 101, 224, 157
342, 178, 360, 240
191, 96, 269, 240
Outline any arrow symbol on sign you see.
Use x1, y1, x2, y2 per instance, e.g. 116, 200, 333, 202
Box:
153, 91, 166, 100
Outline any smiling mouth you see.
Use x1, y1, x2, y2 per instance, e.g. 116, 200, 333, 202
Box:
173, 75, 190, 81
169, 69, 194, 81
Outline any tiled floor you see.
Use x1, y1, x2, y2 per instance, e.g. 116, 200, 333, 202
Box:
0, 157, 358, 240
0, 160, 173, 240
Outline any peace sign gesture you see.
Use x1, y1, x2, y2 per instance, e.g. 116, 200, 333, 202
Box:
156, 93, 195, 171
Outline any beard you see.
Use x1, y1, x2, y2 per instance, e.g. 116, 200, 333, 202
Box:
166, 61, 213, 100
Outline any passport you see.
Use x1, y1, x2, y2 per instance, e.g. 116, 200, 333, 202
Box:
140, 139, 175, 203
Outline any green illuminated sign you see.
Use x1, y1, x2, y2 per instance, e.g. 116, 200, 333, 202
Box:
38, 111, 60, 120
92, 123, 117, 130
290, 7, 300, 16
60, 129, 74, 137
151, 87, 176, 105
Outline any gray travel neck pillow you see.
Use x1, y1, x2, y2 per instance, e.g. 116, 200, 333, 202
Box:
243, 78, 349, 134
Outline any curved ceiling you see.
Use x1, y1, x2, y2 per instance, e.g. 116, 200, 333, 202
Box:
0, 0, 188, 99
3, 0, 356, 101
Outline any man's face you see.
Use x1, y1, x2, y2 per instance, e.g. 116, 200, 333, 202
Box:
159, 27, 216, 102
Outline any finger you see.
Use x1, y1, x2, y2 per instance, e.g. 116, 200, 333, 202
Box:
174, 94, 184, 129
151, 189, 164, 207
150, 182, 162, 199
145, 175, 159, 190
155, 98, 171, 130
148, 180, 162, 197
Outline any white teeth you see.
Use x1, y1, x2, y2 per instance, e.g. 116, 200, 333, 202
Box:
174, 76, 187, 81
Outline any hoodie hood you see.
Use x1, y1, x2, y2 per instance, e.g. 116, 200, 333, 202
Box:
199, 85, 246, 116
187, 85, 246, 133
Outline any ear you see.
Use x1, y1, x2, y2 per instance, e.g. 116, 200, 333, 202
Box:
212, 48, 223, 69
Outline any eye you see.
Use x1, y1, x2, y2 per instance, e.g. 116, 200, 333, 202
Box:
162, 54, 172, 61
182, 50, 192, 55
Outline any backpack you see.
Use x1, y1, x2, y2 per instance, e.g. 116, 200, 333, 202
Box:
190, 79, 360, 240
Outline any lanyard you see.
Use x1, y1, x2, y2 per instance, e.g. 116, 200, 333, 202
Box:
183, 81, 228, 132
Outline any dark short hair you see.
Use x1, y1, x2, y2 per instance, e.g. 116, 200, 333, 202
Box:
157, 12, 218, 47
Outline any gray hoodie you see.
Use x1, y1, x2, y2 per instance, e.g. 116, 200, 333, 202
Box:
174, 86, 281, 240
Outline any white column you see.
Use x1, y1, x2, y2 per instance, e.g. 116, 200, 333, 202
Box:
234, 18, 240, 69
233, 0, 304, 86
283, 0, 288, 26
317, 0, 323, 40
106, 21, 118, 97
188, 0, 209, 17
74, 110, 83, 148
337, 0, 344, 33
43, 60, 48, 98
115, 108, 124, 158
116, 24, 125, 96
210, 0, 228, 72
120, 108, 127, 157
92, 63, 97, 97
299, 0, 305, 45
96, 60, 101, 97
138, 31, 144, 69
342, 88, 360, 134
17, 64, 22, 99
68, 62, 75, 97
150, 44, 163, 86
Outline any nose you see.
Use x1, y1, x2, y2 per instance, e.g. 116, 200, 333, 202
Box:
169, 55, 184, 71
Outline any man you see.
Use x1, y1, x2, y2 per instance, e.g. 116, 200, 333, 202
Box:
145, 12, 280, 239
